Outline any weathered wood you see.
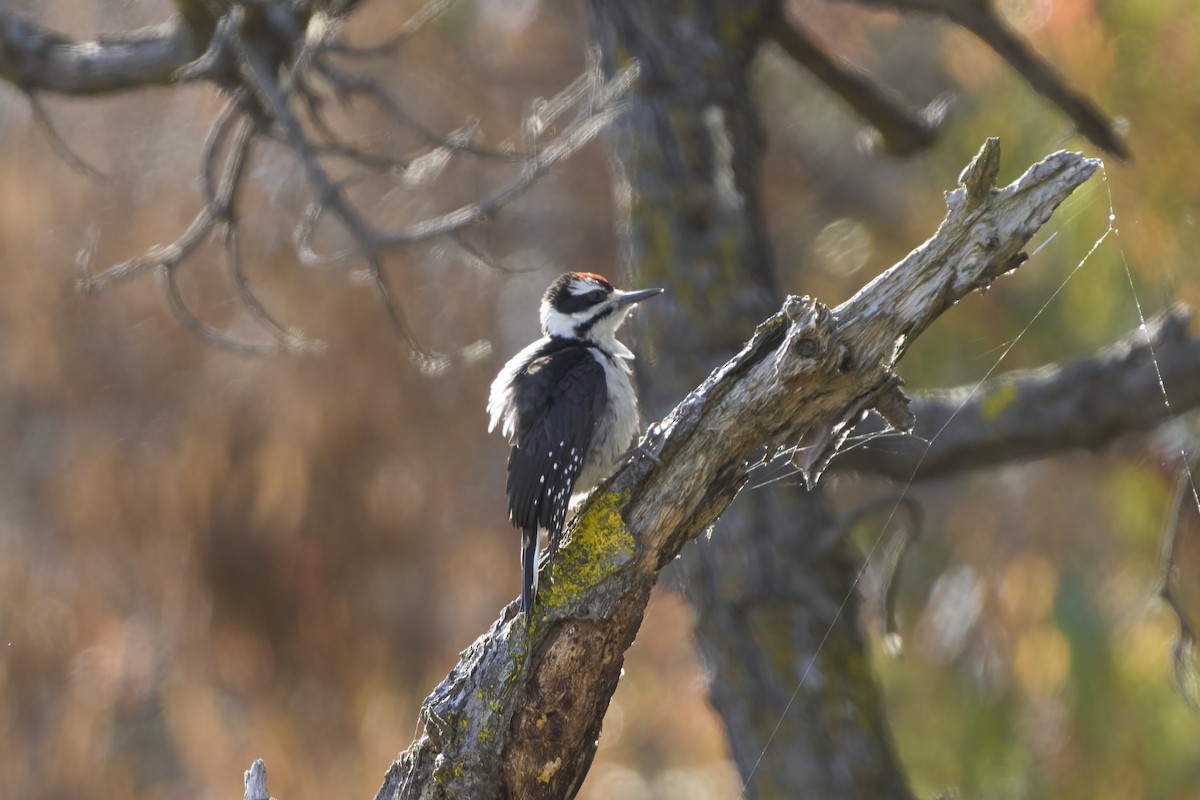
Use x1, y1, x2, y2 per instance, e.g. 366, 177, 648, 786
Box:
838, 307, 1200, 480
387, 142, 1098, 799
0, 15, 201, 94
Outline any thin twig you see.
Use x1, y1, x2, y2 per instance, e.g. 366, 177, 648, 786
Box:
326, 0, 459, 60
233, 24, 428, 355
26, 91, 109, 179
217, 120, 321, 353
1157, 453, 1200, 709
173, 10, 241, 85
224, 225, 322, 353
72, 2, 632, 357
292, 61, 636, 262
201, 91, 250, 205
291, 138, 527, 275
770, 17, 941, 156
834, 0, 1130, 159
836, 491, 924, 650
444, 231, 531, 275
152, 107, 292, 354
234, 32, 377, 245
78, 205, 218, 292
294, 201, 357, 267
311, 138, 410, 171
528, 61, 597, 135
159, 262, 283, 355
374, 82, 632, 246
83, 80, 296, 356
314, 59, 525, 161
158, 111, 293, 355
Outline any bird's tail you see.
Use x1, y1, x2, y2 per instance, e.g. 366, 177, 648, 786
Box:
521, 525, 539, 623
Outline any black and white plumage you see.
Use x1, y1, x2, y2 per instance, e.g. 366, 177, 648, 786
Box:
488, 272, 663, 622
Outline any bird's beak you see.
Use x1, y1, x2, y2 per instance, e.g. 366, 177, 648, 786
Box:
613, 287, 665, 306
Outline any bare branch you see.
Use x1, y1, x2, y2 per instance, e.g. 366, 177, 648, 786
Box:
25, 92, 109, 179
770, 16, 942, 156
373, 257, 439, 368
1158, 454, 1200, 709
224, 228, 296, 344
159, 259, 283, 355
83, 81, 303, 355
326, 0, 459, 60
291, 58, 635, 272
0, 14, 201, 94
78, 205, 219, 293
841, 492, 923, 652
172, 8, 240, 85
163, 111, 292, 354
233, 23, 432, 354
8, 4, 630, 356
527, 58, 602, 137
294, 201, 358, 267
443, 232, 533, 275
234, 28, 374, 247
223, 207, 324, 353
309, 138, 409, 171
834, 308, 1200, 479
374, 79, 633, 247
313, 60, 526, 161
833, 0, 1130, 159
80, 88, 254, 293
201, 92, 250, 205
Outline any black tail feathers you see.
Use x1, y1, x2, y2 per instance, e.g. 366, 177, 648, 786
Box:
521, 526, 539, 623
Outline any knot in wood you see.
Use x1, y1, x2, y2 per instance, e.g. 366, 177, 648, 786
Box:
792, 337, 820, 358
774, 296, 836, 385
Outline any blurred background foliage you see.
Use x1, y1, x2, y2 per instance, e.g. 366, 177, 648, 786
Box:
0, 0, 1197, 798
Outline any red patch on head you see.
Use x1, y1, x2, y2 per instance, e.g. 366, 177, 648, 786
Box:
572, 271, 609, 284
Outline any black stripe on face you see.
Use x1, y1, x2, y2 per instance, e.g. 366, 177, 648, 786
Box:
544, 272, 612, 314
574, 304, 617, 337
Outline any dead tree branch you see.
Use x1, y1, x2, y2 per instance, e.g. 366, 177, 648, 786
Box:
770, 16, 943, 156
372, 141, 1097, 798
0, 14, 201, 94
25, 91, 110, 179
12, 3, 629, 357
834, 308, 1200, 479
244, 759, 270, 800
833, 0, 1130, 159
3, 1, 1128, 357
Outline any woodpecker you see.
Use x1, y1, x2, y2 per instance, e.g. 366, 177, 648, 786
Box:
488, 272, 663, 622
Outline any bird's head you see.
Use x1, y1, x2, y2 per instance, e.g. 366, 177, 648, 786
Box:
539, 272, 663, 343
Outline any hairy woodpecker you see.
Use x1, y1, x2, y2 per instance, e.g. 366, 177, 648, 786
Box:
488, 272, 663, 622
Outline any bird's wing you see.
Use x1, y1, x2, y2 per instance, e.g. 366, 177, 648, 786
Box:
506, 346, 607, 535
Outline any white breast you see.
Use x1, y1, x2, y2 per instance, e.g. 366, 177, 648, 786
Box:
576, 346, 639, 495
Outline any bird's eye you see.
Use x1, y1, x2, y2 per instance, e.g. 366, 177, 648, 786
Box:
587, 289, 607, 303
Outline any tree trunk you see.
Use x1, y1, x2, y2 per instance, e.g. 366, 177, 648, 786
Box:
587, 1, 914, 796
